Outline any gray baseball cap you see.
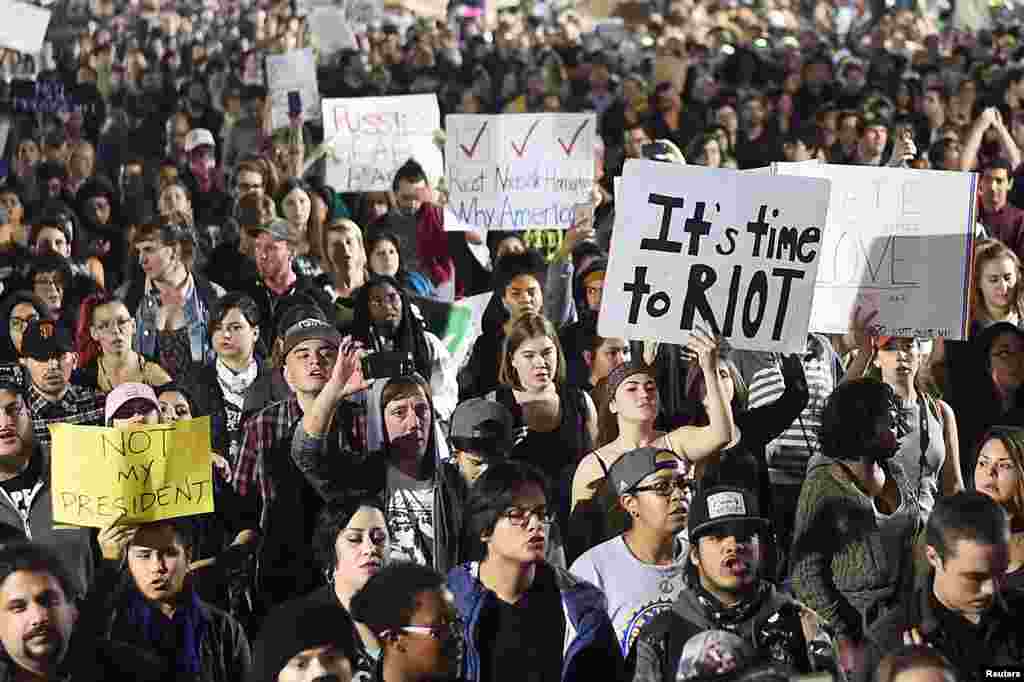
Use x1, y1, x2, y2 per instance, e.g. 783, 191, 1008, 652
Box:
448, 398, 514, 455
607, 446, 686, 496
250, 217, 290, 242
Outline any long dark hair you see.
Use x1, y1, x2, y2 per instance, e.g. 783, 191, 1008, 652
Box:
351, 275, 432, 380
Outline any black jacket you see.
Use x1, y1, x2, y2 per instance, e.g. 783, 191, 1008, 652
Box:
457, 294, 507, 400
0, 636, 168, 682
84, 560, 252, 682
862, 580, 1024, 682
238, 275, 334, 351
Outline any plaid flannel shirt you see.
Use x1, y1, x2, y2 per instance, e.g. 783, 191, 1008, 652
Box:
28, 383, 105, 450
230, 396, 302, 529
231, 394, 369, 530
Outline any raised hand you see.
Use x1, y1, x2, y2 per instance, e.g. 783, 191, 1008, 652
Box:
97, 512, 138, 561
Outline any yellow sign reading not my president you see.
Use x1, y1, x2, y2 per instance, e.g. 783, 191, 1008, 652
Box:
49, 417, 215, 528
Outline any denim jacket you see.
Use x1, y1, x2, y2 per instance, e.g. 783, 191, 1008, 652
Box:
118, 273, 224, 366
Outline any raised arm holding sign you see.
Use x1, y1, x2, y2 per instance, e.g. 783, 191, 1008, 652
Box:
599, 161, 831, 353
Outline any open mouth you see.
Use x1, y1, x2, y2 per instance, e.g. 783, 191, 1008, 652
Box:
723, 557, 748, 576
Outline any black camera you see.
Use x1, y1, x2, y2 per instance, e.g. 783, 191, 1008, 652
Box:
361, 351, 415, 381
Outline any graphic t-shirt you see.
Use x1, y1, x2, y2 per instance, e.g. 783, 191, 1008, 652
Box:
569, 534, 688, 657
384, 465, 435, 567
0, 455, 42, 527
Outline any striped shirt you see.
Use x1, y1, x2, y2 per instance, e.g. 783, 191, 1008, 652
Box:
735, 335, 842, 481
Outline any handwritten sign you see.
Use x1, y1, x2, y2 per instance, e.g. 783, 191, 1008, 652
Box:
598, 161, 831, 353
445, 113, 595, 231
50, 418, 215, 528
0, 0, 51, 55
769, 163, 977, 340
323, 94, 443, 192
266, 48, 321, 129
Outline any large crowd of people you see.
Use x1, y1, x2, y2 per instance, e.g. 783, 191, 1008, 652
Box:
0, 0, 1024, 680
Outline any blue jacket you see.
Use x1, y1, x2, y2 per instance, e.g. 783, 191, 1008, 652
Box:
447, 562, 625, 682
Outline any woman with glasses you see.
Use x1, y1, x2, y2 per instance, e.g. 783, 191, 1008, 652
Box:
569, 447, 692, 662
351, 562, 462, 682
350, 276, 457, 422
448, 460, 625, 682
974, 426, 1024, 592
74, 293, 172, 393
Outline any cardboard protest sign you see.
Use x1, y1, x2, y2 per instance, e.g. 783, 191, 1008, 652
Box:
598, 161, 831, 353
0, 0, 51, 55
770, 162, 977, 340
50, 418, 215, 528
323, 94, 443, 192
445, 113, 595, 231
266, 48, 321, 130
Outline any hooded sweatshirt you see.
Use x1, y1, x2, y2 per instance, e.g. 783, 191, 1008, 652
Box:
290, 375, 462, 573
632, 583, 827, 682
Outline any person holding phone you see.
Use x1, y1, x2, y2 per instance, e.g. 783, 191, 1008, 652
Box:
350, 275, 457, 422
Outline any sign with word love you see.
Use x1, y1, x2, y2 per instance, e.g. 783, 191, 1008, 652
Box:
445, 113, 595, 231
0, 0, 51, 55
599, 161, 831, 353
266, 48, 321, 130
49, 418, 214, 528
323, 94, 443, 192
769, 163, 977, 340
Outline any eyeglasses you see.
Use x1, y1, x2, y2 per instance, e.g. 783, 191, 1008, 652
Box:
631, 476, 694, 498
393, 619, 462, 641
9, 316, 39, 332
238, 182, 263, 193
93, 318, 134, 335
369, 292, 402, 309
501, 505, 553, 527
33, 278, 64, 290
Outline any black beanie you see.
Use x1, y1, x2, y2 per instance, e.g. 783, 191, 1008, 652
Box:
254, 597, 358, 682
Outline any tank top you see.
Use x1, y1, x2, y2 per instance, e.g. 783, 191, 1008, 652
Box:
492, 384, 591, 486
894, 397, 945, 523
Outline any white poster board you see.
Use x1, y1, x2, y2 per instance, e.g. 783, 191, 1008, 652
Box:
770, 162, 977, 340
598, 160, 832, 353
266, 48, 321, 130
322, 94, 443, 192
0, 0, 51, 55
445, 113, 595, 231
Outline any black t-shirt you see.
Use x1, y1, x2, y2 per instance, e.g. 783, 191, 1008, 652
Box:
479, 563, 566, 682
0, 454, 41, 519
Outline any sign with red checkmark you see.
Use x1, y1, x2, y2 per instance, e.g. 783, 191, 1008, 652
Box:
444, 113, 597, 231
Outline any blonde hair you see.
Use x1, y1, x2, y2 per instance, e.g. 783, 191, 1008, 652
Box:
321, 218, 367, 274
972, 239, 1024, 324
498, 313, 567, 389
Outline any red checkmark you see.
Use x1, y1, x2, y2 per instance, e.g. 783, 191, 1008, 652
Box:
459, 121, 488, 159
511, 119, 540, 158
557, 119, 590, 157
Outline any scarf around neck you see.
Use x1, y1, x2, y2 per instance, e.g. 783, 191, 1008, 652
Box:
127, 583, 209, 674
216, 356, 258, 410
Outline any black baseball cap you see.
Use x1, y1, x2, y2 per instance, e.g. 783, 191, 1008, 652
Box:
687, 486, 770, 543
20, 319, 74, 361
